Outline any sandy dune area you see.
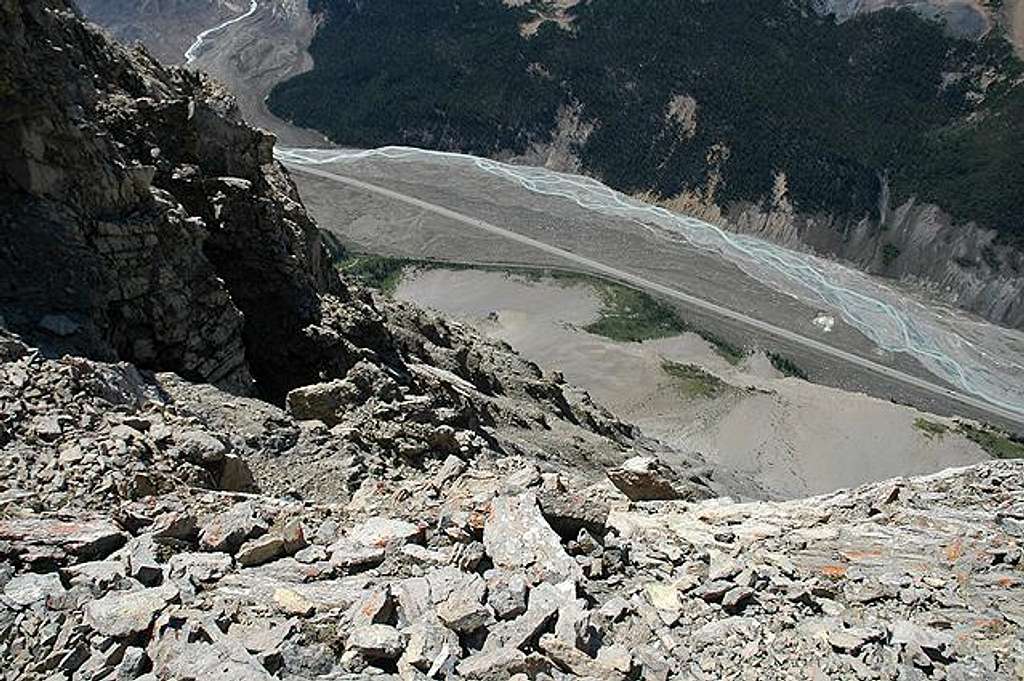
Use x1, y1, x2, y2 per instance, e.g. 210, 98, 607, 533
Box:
397, 267, 988, 498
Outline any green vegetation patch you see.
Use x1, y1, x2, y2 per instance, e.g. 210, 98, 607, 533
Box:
336, 254, 413, 294
956, 423, 1024, 459
334, 253, 750, 357
914, 417, 950, 438
333, 251, 758, 373
914, 417, 1024, 459
583, 283, 686, 342
768, 352, 808, 380
701, 333, 746, 366
661, 360, 731, 400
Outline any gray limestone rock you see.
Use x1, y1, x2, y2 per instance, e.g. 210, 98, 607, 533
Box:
457, 647, 528, 680
236, 534, 286, 567
347, 624, 407, 660
285, 380, 362, 426
85, 585, 179, 638
535, 479, 610, 539
400, 618, 461, 676
3, 572, 65, 608
347, 517, 422, 549
0, 516, 127, 565
483, 493, 582, 585
168, 552, 233, 584
606, 456, 684, 501
486, 570, 528, 620
198, 502, 268, 554
328, 540, 386, 571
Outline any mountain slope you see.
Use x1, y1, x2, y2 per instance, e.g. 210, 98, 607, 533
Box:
0, 0, 669, 472
1, 2, 1022, 680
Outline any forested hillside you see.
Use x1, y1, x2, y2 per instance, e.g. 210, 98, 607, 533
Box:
268, 0, 1024, 244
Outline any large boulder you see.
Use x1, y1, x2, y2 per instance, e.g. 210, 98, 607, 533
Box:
346, 624, 407, 660
0, 516, 127, 566
346, 518, 422, 549
483, 493, 582, 585
606, 455, 685, 501
84, 584, 179, 638
3, 572, 65, 608
535, 477, 610, 538
285, 379, 361, 426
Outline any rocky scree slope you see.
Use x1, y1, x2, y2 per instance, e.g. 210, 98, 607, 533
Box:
0, 1, 1023, 680
1, 329, 1023, 680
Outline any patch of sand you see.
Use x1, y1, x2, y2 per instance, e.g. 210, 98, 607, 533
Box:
397, 267, 988, 499
1009, 0, 1024, 59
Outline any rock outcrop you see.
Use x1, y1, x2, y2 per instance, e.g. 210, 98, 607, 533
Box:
1, 0, 339, 399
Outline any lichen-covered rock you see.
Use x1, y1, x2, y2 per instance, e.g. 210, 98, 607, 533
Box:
285, 379, 362, 426
346, 624, 406, 659
346, 518, 422, 549
3, 573, 65, 608
235, 534, 285, 567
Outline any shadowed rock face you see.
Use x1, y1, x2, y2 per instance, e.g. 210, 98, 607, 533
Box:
0, 0, 344, 400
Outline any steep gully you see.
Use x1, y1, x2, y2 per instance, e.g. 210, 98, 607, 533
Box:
184, 5, 1024, 426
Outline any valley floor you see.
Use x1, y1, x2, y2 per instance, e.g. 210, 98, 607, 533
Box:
395, 266, 990, 498
288, 159, 1024, 437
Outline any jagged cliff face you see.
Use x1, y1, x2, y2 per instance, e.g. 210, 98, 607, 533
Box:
0, 0, 347, 400
2, 0, 247, 393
